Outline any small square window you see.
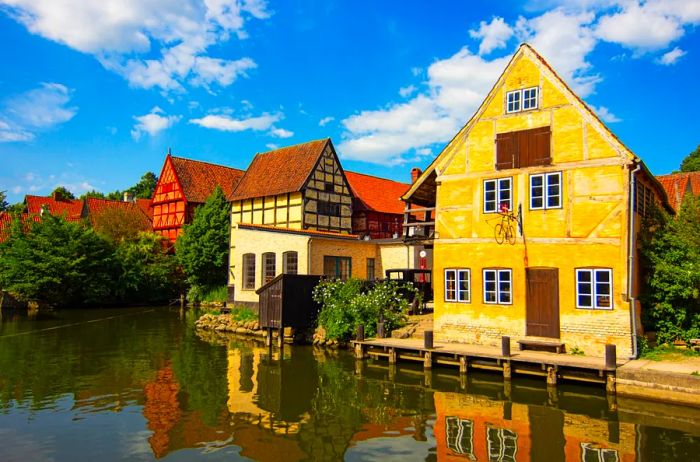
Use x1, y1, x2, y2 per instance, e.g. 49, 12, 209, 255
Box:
522, 87, 538, 110
576, 269, 613, 310
506, 90, 521, 113
484, 269, 512, 305
530, 172, 562, 210
506, 87, 538, 114
484, 178, 513, 213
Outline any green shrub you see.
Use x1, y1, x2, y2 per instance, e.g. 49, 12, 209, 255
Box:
230, 306, 257, 323
313, 278, 415, 341
200, 285, 228, 303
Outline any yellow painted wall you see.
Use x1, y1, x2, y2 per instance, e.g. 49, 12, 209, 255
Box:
231, 192, 303, 229
309, 239, 380, 279
430, 47, 637, 357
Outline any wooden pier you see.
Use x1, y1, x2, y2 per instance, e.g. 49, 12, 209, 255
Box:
352, 335, 625, 394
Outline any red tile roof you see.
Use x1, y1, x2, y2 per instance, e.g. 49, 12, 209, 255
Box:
25, 195, 83, 221
230, 139, 330, 201
345, 171, 409, 215
170, 156, 245, 204
84, 198, 152, 228
136, 198, 153, 220
237, 222, 360, 239
656, 172, 700, 211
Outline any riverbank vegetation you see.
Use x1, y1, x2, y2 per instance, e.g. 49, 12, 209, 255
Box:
312, 278, 417, 341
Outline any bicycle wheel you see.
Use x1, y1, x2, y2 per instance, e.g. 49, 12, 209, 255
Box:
494, 223, 505, 244
507, 224, 517, 245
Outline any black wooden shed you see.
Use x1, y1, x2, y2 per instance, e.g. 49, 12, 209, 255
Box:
256, 274, 323, 331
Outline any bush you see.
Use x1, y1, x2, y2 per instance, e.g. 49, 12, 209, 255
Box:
230, 306, 257, 323
201, 286, 228, 303
313, 278, 415, 341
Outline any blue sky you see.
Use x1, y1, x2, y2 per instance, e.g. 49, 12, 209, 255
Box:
0, 0, 698, 203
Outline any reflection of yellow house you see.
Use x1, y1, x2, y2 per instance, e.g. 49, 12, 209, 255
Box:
404, 44, 671, 357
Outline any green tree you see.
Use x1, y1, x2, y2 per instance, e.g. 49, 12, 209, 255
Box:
79, 190, 106, 200
0, 190, 8, 211
92, 205, 150, 243
680, 144, 700, 172
115, 232, 183, 302
640, 196, 700, 343
50, 186, 76, 200
0, 214, 115, 306
128, 171, 158, 199
175, 186, 230, 290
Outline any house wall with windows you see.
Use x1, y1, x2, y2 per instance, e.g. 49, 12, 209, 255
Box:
406, 44, 668, 357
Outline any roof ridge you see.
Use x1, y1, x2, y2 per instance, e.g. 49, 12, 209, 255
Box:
255, 137, 329, 156
345, 170, 410, 186
170, 155, 245, 172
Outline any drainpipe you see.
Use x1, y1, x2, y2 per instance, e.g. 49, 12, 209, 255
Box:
307, 238, 314, 275
627, 163, 642, 359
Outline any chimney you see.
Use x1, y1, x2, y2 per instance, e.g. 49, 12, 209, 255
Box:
123, 192, 134, 203
411, 167, 422, 184
52, 191, 60, 201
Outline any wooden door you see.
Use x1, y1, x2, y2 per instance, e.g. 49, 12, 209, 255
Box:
526, 268, 560, 338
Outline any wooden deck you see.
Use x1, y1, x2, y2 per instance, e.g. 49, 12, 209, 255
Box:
352, 337, 626, 393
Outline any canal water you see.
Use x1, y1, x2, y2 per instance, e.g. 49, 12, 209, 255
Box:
0, 307, 698, 461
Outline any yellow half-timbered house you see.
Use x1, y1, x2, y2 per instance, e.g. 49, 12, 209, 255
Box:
403, 44, 670, 357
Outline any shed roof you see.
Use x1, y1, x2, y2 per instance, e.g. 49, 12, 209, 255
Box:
345, 171, 409, 215
170, 156, 245, 204
229, 139, 330, 201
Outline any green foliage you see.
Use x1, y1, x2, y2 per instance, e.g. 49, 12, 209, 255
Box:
114, 232, 183, 303
92, 205, 150, 243
0, 214, 115, 305
313, 278, 415, 341
680, 144, 700, 172
6, 202, 26, 214
176, 186, 230, 289
105, 171, 158, 201
50, 186, 75, 200
0, 190, 8, 211
640, 197, 700, 344
230, 306, 257, 323
640, 344, 700, 361
79, 190, 106, 200
569, 346, 585, 356
199, 285, 228, 303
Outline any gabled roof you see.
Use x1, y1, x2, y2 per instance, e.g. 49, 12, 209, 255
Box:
25, 195, 83, 221
345, 171, 409, 215
136, 198, 153, 220
656, 172, 700, 211
169, 155, 245, 203
84, 198, 152, 227
229, 138, 330, 201
402, 43, 670, 212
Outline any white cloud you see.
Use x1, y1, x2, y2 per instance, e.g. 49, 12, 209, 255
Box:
265, 143, 278, 150
269, 127, 293, 138
399, 85, 416, 98
657, 46, 687, 65
469, 17, 514, 55
0, 82, 77, 143
131, 107, 180, 140
190, 112, 280, 132
1, 0, 271, 92
595, 3, 684, 50
318, 116, 335, 127
590, 105, 621, 123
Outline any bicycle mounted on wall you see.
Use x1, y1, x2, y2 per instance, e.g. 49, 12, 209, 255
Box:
491, 202, 523, 245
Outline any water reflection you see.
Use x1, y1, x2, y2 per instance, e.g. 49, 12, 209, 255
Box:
0, 307, 699, 461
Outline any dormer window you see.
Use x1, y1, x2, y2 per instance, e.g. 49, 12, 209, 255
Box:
506, 87, 538, 113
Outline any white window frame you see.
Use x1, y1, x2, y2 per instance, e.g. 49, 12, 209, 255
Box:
506, 86, 538, 114
580, 443, 619, 462
483, 269, 512, 305
576, 268, 613, 310
445, 269, 471, 303
483, 178, 513, 213
445, 269, 457, 302
530, 172, 562, 210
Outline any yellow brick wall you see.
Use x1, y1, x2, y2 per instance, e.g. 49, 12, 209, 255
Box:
429, 47, 636, 357
309, 239, 380, 279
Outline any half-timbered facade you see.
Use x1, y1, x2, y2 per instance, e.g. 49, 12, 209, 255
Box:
345, 171, 407, 239
151, 154, 245, 242
403, 44, 671, 357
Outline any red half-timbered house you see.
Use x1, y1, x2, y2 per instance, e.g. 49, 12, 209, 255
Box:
345, 171, 409, 239
151, 154, 245, 242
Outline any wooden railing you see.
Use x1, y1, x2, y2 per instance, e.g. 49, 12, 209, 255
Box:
402, 206, 435, 241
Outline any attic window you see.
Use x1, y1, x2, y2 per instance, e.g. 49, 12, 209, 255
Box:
324, 182, 334, 192
506, 87, 538, 113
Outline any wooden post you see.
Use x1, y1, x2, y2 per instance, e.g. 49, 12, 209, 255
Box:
180, 293, 185, 310
503, 361, 511, 380
354, 342, 365, 359
503, 380, 512, 400
377, 321, 385, 339
277, 328, 283, 348
423, 351, 432, 369
502, 336, 511, 357
546, 366, 557, 386
424, 330, 434, 349
605, 344, 617, 371
265, 328, 272, 347
355, 360, 364, 377
388, 364, 397, 381
388, 348, 397, 364
459, 356, 468, 375
424, 370, 432, 388
606, 373, 616, 395
356, 324, 365, 342
460, 374, 467, 391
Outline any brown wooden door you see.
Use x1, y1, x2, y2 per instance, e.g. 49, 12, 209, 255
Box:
526, 268, 560, 338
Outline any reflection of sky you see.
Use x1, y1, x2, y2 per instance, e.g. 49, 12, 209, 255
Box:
345, 418, 436, 462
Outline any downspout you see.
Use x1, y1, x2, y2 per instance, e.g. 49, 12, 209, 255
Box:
627, 163, 642, 359
307, 238, 314, 275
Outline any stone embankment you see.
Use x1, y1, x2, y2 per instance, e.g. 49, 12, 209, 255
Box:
195, 313, 264, 337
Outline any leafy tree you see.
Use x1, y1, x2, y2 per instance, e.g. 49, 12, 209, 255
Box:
680, 144, 700, 172
79, 190, 106, 200
640, 196, 700, 343
92, 205, 150, 243
6, 202, 26, 214
0, 190, 8, 211
50, 186, 75, 200
129, 171, 158, 199
115, 232, 183, 302
175, 186, 230, 290
0, 214, 115, 306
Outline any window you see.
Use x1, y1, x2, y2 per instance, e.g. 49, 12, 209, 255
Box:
506, 87, 538, 113
242, 254, 256, 290
576, 269, 612, 309
496, 127, 551, 170
445, 269, 470, 302
318, 200, 341, 217
530, 172, 562, 209
484, 269, 512, 304
580, 443, 619, 462
323, 256, 352, 280
445, 417, 475, 458
487, 427, 518, 462
366, 258, 376, 281
484, 178, 512, 213
324, 182, 334, 192
283, 251, 298, 275
634, 183, 654, 218
262, 252, 276, 284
